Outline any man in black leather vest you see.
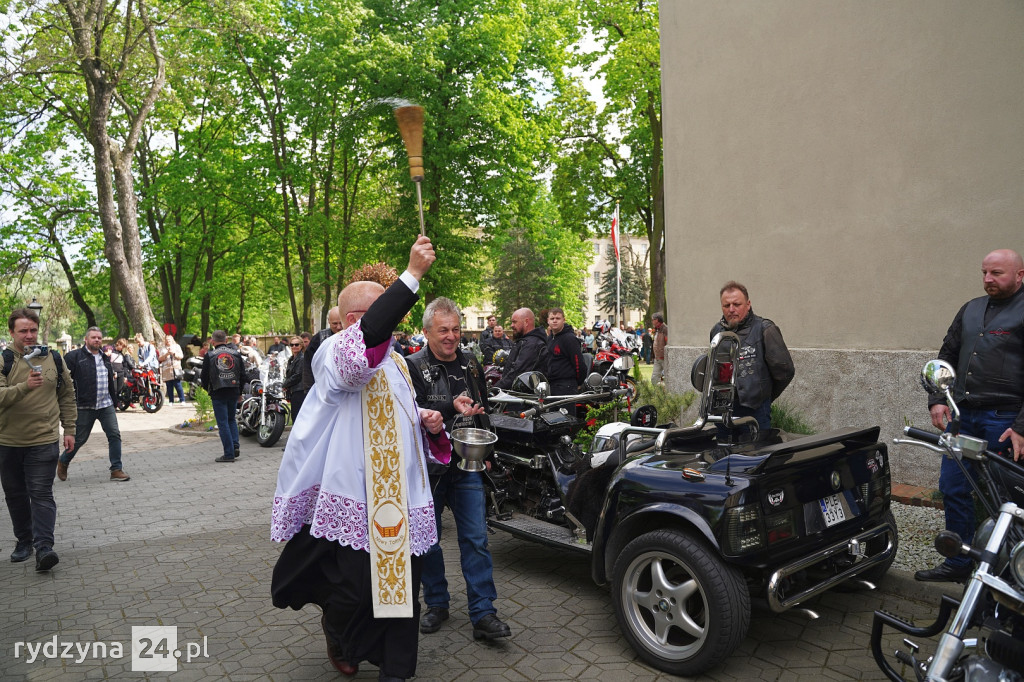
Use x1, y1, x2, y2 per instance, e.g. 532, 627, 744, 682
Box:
405, 298, 511, 642
710, 281, 795, 436
200, 330, 244, 463
916, 249, 1024, 583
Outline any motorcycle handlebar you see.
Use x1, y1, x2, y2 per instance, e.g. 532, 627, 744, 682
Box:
903, 426, 942, 446
516, 391, 621, 419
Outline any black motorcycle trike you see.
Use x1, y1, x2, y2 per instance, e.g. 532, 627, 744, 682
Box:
471, 333, 897, 676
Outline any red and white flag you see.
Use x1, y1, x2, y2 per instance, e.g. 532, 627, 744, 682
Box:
610, 204, 620, 262
610, 203, 621, 282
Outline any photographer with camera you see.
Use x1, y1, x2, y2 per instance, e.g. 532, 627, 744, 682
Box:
0, 308, 76, 571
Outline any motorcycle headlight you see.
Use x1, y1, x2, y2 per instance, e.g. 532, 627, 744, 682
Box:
1011, 540, 1024, 589
974, 517, 1011, 572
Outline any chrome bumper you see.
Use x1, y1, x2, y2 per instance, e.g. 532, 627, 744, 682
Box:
767, 519, 897, 613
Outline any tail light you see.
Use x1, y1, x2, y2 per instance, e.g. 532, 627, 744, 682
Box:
765, 511, 795, 545
724, 504, 765, 553
716, 362, 733, 383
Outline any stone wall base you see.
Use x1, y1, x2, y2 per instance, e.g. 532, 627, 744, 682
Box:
664, 346, 940, 489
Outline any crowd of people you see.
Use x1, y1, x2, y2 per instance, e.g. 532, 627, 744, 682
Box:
2, 241, 1022, 680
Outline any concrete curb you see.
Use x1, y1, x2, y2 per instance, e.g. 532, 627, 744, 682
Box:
878, 568, 963, 605
168, 425, 219, 438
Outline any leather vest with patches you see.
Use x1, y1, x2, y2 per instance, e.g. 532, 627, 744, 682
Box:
955, 293, 1024, 408
406, 348, 487, 433
711, 314, 773, 410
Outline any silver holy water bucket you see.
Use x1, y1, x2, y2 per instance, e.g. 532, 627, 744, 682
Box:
451, 428, 497, 472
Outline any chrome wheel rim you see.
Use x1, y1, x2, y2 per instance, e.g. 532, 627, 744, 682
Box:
620, 550, 709, 661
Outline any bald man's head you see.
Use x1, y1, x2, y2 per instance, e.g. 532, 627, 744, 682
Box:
338, 281, 385, 329
982, 249, 1024, 299
327, 305, 343, 333
509, 308, 536, 340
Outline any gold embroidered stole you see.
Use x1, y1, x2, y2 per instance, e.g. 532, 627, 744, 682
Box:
363, 351, 420, 618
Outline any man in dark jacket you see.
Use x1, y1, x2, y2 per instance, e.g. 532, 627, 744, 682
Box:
641, 327, 653, 364
282, 337, 306, 418
479, 325, 511, 365
58, 327, 129, 482
545, 308, 584, 402
301, 306, 343, 392
710, 282, 795, 435
405, 298, 511, 642
201, 330, 244, 463
915, 249, 1024, 583
495, 308, 549, 390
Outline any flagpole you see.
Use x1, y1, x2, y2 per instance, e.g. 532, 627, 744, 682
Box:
615, 202, 621, 327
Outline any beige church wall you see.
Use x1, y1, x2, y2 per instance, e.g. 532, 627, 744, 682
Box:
659, 1, 1024, 487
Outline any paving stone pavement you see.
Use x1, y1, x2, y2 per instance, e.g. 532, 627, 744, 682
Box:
0, 403, 961, 680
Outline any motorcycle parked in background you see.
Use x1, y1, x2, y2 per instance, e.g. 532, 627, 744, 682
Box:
237, 351, 289, 447
182, 356, 204, 400
871, 359, 1024, 682
483, 348, 509, 389
117, 367, 163, 413
592, 328, 638, 397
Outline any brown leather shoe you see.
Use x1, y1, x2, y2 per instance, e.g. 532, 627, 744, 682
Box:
56, 461, 68, 482
321, 614, 357, 676
110, 470, 131, 482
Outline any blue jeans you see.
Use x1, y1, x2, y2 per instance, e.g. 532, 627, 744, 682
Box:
211, 397, 240, 459
939, 408, 1015, 568
61, 406, 122, 471
0, 443, 58, 549
421, 467, 497, 623
166, 379, 185, 403
717, 399, 772, 441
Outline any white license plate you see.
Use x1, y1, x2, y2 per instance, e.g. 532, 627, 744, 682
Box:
819, 494, 846, 527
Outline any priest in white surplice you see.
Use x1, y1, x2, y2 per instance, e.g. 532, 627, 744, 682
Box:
271, 236, 450, 682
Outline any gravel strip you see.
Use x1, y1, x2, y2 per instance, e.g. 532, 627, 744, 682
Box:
892, 501, 947, 573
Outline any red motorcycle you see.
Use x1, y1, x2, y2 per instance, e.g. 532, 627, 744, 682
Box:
117, 367, 164, 413
592, 328, 639, 397
483, 348, 509, 389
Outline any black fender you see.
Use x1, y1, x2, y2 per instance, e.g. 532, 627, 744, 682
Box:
592, 501, 720, 586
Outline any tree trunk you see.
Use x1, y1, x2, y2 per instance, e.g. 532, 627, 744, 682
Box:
237, 269, 246, 333
645, 94, 667, 317
109, 273, 130, 339
46, 217, 97, 328
60, 0, 166, 341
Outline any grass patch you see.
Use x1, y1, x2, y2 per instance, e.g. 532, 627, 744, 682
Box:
770, 400, 815, 435
633, 380, 697, 426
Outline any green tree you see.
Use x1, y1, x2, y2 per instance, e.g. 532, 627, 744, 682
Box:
487, 191, 589, 328
558, 0, 666, 317
596, 243, 649, 322
0, 0, 170, 338
365, 0, 580, 304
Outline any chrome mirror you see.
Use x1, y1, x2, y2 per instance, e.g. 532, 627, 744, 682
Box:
535, 381, 550, 399
921, 360, 955, 395
512, 371, 546, 394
